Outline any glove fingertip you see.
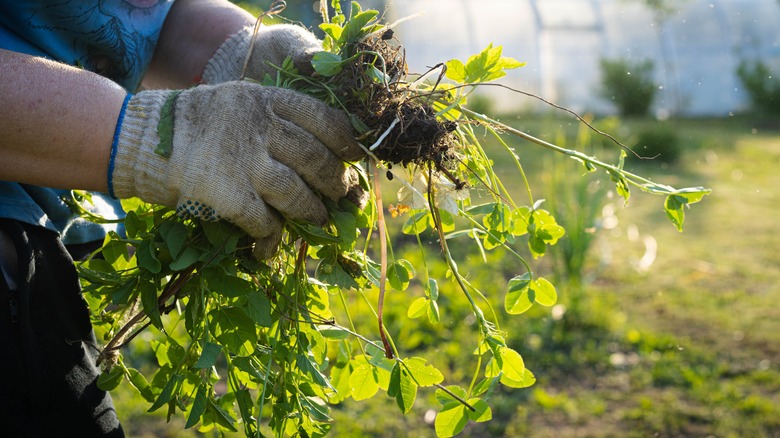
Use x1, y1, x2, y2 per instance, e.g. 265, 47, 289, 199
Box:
344, 183, 369, 210
252, 230, 283, 260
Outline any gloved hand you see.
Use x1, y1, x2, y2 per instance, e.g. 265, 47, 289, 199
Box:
110, 81, 365, 258
203, 24, 321, 84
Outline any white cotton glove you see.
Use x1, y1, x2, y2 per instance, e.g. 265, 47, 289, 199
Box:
110, 81, 365, 258
202, 24, 321, 84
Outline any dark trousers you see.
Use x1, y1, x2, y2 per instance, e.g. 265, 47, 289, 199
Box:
0, 219, 124, 437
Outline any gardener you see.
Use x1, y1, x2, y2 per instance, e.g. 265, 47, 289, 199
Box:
0, 0, 363, 435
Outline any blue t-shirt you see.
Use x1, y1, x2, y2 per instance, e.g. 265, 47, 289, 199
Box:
0, 0, 174, 244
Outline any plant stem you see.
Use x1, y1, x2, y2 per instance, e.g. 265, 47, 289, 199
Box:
462, 107, 678, 192
372, 160, 394, 359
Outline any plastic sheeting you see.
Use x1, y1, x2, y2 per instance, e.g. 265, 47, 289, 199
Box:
377, 0, 780, 116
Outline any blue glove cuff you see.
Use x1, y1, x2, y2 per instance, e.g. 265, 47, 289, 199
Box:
107, 93, 133, 199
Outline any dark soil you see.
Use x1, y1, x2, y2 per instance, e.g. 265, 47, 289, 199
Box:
331, 32, 458, 167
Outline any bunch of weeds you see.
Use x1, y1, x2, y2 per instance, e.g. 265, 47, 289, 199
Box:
71, 1, 713, 437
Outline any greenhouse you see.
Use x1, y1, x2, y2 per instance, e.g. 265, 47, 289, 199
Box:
345, 0, 780, 116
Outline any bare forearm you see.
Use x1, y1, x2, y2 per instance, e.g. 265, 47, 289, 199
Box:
0, 49, 126, 192
143, 0, 253, 89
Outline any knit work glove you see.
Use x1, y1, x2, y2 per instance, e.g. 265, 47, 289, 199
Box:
110, 81, 365, 259
202, 24, 321, 84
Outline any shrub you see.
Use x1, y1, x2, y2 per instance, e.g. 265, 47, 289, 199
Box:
599, 58, 657, 117
736, 59, 780, 116
630, 125, 680, 164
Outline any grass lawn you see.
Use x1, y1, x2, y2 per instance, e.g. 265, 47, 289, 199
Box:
490, 115, 780, 437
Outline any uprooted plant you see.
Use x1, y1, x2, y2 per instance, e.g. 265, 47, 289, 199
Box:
73, 1, 711, 437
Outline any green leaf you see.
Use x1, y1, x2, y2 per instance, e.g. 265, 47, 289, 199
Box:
330, 208, 359, 248
427, 278, 439, 301
531, 277, 557, 307
663, 187, 711, 231
200, 220, 242, 252
318, 324, 350, 340
160, 220, 188, 259
194, 342, 222, 369
206, 398, 238, 432
110, 277, 138, 305
316, 254, 360, 290
467, 398, 492, 422
498, 347, 525, 382
609, 170, 631, 203
137, 239, 161, 274
482, 230, 504, 251
528, 209, 565, 258
407, 297, 428, 319
496, 56, 525, 71
155, 90, 182, 158
124, 210, 145, 238
300, 395, 332, 422
243, 292, 272, 327
387, 259, 415, 291
312, 51, 344, 76
208, 307, 257, 356
101, 237, 129, 266
387, 363, 401, 397
319, 23, 343, 42
404, 357, 444, 387
289, 221, 340, 246
460, 43, 525, 84
435, 385, 467, 406
185, 385, 208, 429
349, 0, 362, 18
126, 367, 155, 402
388, 363, 417, 414
435, 402, 469, 437
445, 58, 467, 83
402, 210, 431, 235
427, 299, 441, 323
673, 187, 711, 204
349, 113, 371, 134
152, 339, 185, 367
500, 368, 536, 389
531, 209, 565, 244
505, 273, 533, 315
77, 260, 122, 286
148, 373, 182, 412
471, 377, 498, 398
329, 362, 353, 404
235, 388, 255, 429
232, 357, 265, 383
510, 206, 531, 236
367, 65, 389, 84
349, 364, 380, 401
338, 9, 378, 43
140, 279, 163, 330
169, 246, 201, 271
97, 365, 124, 391
664, 194, 686, 231
297, 354, 335, 391
203, 267, 255, 297
484, 203, 512, 233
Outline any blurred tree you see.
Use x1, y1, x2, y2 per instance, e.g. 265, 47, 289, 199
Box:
599, 57, 657, 117
736, 59, 780, 115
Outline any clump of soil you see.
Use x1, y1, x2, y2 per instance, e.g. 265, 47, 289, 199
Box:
330, 31, 458, 168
